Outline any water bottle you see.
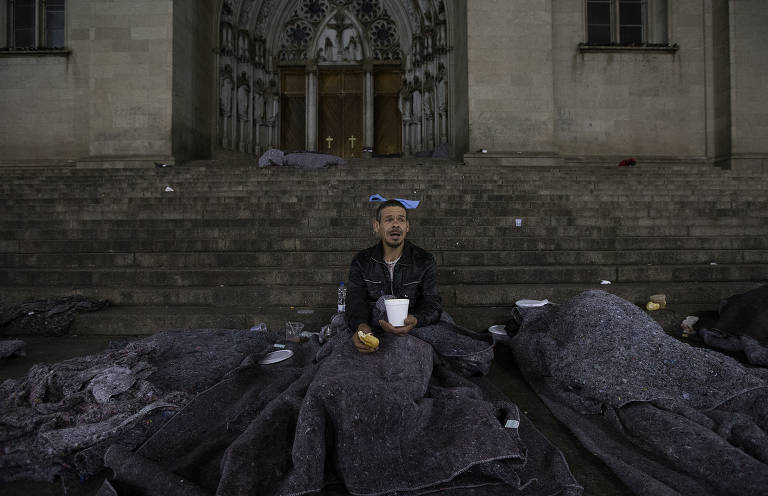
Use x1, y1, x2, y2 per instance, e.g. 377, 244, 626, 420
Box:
337, 282, 347, 312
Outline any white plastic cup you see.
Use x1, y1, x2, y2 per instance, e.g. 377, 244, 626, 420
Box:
384, 298, 410, 327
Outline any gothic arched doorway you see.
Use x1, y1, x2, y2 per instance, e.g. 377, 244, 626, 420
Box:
216, 0, 460, 158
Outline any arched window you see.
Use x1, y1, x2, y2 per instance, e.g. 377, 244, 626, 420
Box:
586, 0, 668, 46
3, 0, 65, 49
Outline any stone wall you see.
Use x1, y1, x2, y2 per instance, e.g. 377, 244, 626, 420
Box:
729, 0, 768, 171
0, 0, 175, 164
171, 0, 216, 162
466, 0, 555, 153
552, 0, 708, 159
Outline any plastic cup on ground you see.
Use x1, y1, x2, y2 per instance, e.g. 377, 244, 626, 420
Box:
384, 299, 409, 327
285, 321, 304, 342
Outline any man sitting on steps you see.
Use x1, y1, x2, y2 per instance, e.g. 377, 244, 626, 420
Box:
346, 199, 443, 353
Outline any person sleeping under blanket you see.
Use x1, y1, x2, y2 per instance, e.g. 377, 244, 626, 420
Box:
507, 289, 768, 496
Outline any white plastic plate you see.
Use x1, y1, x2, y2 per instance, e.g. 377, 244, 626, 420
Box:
516, 299, 550, 308
488, 325, 508, 335
258, 349, 294, 364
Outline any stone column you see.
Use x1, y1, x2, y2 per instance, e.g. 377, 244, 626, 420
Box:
364, 60, 375, 154
306, 65, 318, 151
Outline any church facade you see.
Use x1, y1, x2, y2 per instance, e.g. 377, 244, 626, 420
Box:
0, 0, 765, 170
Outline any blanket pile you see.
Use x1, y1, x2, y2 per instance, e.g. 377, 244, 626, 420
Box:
509, 290, 768, 496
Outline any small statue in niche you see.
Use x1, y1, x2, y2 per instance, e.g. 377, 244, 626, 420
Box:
219, 65, 234, 148
423, 70, 435, 150
238, 31, 250, 62
221, 22, 234, 56
252, 78, 265, 154
237, 72, 251, 152
437, 62, 448, 144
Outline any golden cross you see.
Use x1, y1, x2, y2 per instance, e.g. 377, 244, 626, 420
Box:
325, 136, 334, 149
348, 135, 357, 157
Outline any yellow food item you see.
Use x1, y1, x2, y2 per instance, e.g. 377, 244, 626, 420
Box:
357, 330, 380, 349
646, 301, 660, 311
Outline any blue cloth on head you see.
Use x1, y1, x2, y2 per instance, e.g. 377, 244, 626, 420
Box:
368, 194, 420, 209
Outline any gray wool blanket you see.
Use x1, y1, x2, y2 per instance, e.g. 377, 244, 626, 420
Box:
509, 290, 768, 496
0, 328, 277, 485
0, 296, 109, 336
2, 318, 581, 495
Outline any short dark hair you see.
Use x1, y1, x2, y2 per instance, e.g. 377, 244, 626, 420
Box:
375, 199, 407, 221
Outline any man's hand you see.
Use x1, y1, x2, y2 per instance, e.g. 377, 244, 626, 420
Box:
353, 323, 378, 353
378, 314, 417, 335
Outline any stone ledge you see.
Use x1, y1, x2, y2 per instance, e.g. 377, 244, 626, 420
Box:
76, 156, 176, 169
0, 48, 71, 57
578, 43, 679, 53
463, 152, 563, 166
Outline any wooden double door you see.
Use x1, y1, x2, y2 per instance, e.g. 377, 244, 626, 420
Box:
319, 71, 363, 159
280, 68, 402, 159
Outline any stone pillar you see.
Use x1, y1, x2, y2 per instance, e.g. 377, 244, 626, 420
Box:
306, 65, 318, 151
364, 60, 375, 153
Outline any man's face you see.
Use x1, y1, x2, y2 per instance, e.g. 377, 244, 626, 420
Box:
374, 206, 409, 248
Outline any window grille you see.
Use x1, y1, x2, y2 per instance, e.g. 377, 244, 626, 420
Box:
585, 0, 668, 46
5, 0, 66, 49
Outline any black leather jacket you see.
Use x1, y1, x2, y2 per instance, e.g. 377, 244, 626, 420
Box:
346, 241, 442, 332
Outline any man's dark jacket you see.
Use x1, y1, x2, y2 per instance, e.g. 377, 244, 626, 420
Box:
346, 241, 442, 332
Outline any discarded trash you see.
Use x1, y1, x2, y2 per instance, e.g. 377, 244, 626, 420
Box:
618, 158, 637, 167
710, 262, 718, 265
285, 321, 304, 342
154, 162, 172, 168
649, 294, 667, 308
515, 218, 522, 227
164, 186, 174, 192
600, 280, 611, 285
250, 323, 267, 332
681, 316, 699, 336
646, 302, 660, 311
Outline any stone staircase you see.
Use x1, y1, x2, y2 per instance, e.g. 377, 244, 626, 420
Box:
1, 159, 766, 335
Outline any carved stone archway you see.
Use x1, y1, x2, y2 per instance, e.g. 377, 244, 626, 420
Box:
216, 0, 455, 158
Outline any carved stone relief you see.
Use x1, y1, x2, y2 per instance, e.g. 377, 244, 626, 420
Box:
217, 0, 452, 156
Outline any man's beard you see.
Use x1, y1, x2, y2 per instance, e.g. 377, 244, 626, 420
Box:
384, 230, 404, 248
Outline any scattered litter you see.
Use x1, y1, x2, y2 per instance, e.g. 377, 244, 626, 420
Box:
710, 262, 718, 265
600, 280, 611, 285
273, 343, 286, 349
164, 186, 174, 192
154, 162, 172, 168
27, 311, 35, 316
618, 158, 636, 167
649, 294, 667, 308
681, 316, 700, 337
504, 419, 520, 429
515, 218, 522, 227
250, 323, 267, 332
646, 302, 660, 311
476, 148, 488, 153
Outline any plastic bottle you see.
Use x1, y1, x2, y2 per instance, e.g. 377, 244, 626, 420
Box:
337, 282, 347, 312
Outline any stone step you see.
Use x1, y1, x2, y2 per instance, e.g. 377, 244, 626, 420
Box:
0, 281, 758, 309
2, 263, 764, 287
1, 217, 766, 242
2, 249, 764, 268
68, 301, 717, 336
4, 235, 768, 254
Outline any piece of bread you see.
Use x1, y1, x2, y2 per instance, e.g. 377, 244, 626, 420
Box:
357, 330, 380, 349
